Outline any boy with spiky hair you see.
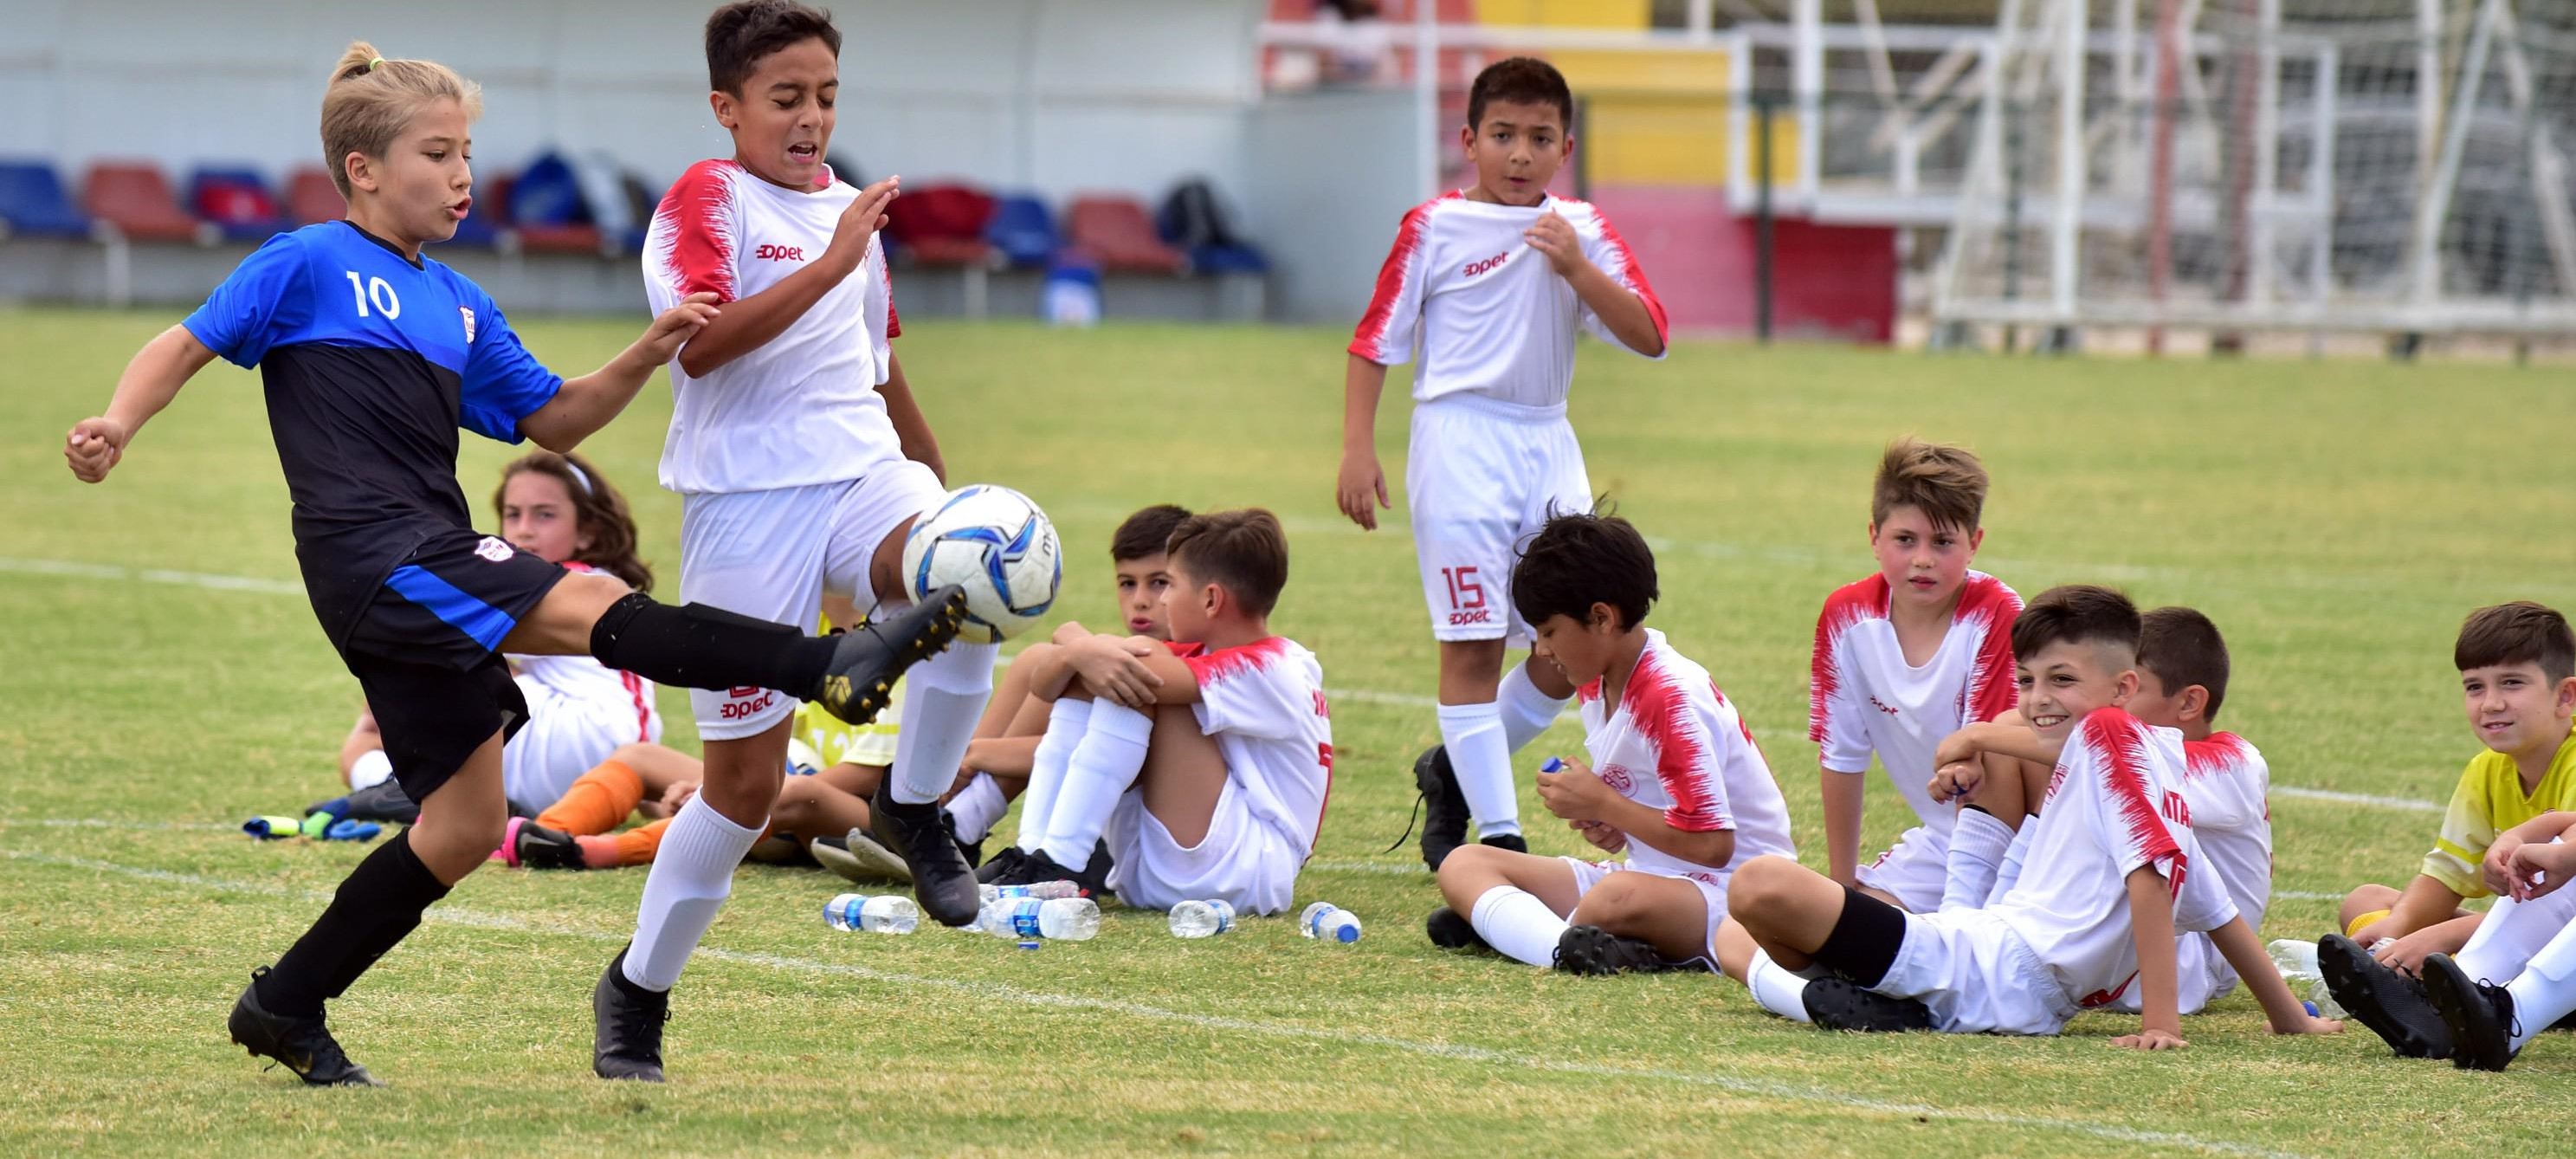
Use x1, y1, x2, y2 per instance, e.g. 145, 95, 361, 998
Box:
1727, 586, 2338, 1047
994, 510, 1333, 916
1335, 55, 1669, 871
1426, 513, 1794, 974
1811, 438, 2021, 914
2321, 601, 2576, 1060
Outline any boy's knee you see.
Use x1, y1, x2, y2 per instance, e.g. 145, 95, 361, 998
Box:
610, 741, 658, 766
1729, 855, 1802, 919
2339, 884, 2398, 928
1571, 874, 1654, 930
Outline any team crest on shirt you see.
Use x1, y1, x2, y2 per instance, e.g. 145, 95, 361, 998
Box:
1598, 763, 1634, 793
459, 306, 476, 344
474, 535, 514, 563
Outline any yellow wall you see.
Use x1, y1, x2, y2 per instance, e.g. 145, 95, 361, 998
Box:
1475, 0, 1650, 28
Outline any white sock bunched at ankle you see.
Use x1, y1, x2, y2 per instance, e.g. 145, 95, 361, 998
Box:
1469, 885, 1568, 968
622, 793, 764, 992
1746, 949, 1815, 1023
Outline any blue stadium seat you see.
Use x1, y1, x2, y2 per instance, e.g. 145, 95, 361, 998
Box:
986, 194, 1057, 269
0, 159, 93, 238
1188, 243, 1269, 275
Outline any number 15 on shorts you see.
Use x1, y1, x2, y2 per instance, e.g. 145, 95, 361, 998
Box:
1440, 566, 1493, 627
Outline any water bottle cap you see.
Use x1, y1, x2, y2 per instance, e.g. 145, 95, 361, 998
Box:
1334, 922, 1359, 943
1540, 757, 1565, 773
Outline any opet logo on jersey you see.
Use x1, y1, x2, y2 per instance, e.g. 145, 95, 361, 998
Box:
752, 243, 805, 262
1462, 251, 1510, 278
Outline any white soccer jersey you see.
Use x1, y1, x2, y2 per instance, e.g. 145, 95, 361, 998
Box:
1988, 709, 2240, 1009
643, 160, 902, 495
1576, 630, 1797, 883
1809, 572, 2022, 835
504, 563, 660, 744
1184, 637, 1335, 858
1348, 192, 1668, 406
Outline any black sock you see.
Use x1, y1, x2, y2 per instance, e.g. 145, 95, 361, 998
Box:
1812, 884, 1910, 988
589, 593, 838, 696
256, 830, 453, 1017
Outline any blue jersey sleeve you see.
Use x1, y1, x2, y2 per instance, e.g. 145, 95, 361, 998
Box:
181, 233, 312, 367
456, 299, 564, 444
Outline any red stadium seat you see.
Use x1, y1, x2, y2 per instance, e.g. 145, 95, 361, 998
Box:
1064, 195, 1185, 275
884, 184, 996, 267
82, 162, 203, 243
285, 167, 345, 226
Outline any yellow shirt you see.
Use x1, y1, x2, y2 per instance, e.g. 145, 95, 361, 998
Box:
2422, 729, 2576, 897
791, 608, 901, 770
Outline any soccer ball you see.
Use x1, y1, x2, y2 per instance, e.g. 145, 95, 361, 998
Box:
902, 484, 1062, 643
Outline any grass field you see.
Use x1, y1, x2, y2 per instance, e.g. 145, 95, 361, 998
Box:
5, 306, 2575, 1157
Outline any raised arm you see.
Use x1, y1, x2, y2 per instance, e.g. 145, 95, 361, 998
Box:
672, 178, 896, 379
64, 326, 221, 483
1524, 211, 1666, 357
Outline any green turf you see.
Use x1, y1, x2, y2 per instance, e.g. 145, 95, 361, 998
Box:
3, 307, 2573, 1157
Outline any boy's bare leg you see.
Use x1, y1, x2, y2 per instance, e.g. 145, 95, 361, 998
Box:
1433, 844, 1583, 967
1568, 872, 1720, 965
338, 709, 383, 786
1138, 704, 1228, 847
1726, 855, 1857, 970
1714, 917, 1761, 981
2340, 884, 2402, 939
409, 732, 510, 884
771, 775, 870, 842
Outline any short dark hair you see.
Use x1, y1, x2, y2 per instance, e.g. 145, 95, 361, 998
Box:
1466, 56, 1573, 133
705, 1, 840, 96
2139, 606, 2231, 722
2456, 600, 2576, 683
1511, 510, 1657, 631
1165, 508, 1289, 618
1872, 437, 1990, 533
1111, 504, 1192, 563
2011, 585, 2140, 667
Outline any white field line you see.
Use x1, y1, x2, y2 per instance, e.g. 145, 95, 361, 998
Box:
1, 848, 2304, 1159
0, 556, 2448, 817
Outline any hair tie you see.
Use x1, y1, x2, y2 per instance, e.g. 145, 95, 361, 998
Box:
562, 461, 594, 496
367, 56, 385, 72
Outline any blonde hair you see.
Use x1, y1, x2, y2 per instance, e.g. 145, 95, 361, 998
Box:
321, 41, 482, 199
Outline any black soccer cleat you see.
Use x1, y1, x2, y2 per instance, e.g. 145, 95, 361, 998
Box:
1478, 832, 1530, 855
317, 779, 419, 825
592, 948, 670, 1083
1413, 746, 1470, 871
2420, 953, 2521, 1072
811, 586, 970, 727
2318, 934, 2452, 1059
511, 820, 587, 871
975, 845, 1028, 884
228, 968, 382, 1087
1425, 907, 1491, 952
1552, 924, 1677, 976
869, 782, 983, 927
1802, 977, 1935, 1033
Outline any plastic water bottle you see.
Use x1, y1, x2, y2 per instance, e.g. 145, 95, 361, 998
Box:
978, 880, 1087, 905
977, 897, 1101, 941
2267, 938, 2344, 1019
824, 893, 921, 935
1169, 899, 1237, 939
1299, 901, 1363, 943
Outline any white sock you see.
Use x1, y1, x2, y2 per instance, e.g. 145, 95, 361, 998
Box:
347, 749, 393, 793
2502, 916, 2576, 1055
889, 641, 998, 805
2457, 838, 2576, 981
1746, 949, 1815, 1023
1468, 884, 1567, 968
1438, 701, 1520, 839
1495, 664, 1568, 753
1015, 698, 1091, 853
947, 773, 1008, 845
1040, 699, 1153, 870
622, 793, 763, 992
1940, 808, 2014, 913
1988, 822, 2035, 904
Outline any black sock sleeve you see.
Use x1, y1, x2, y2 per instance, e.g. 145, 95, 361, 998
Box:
588, 592, 837, 696
1811, 884, 1911, 988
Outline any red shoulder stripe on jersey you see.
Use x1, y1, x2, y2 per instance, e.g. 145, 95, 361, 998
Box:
2182, 733, 2251, 780
882, 257, 901, 340
2081, 708, 2184, 876
1959, 574, 2024, 724
1807, 575, 1889, 743
1584, 204, 1669, 346
1181, 636, 1288, 685
1347, 194, 1455, 362
653, 160, 741, 303
1627, 650, 1728, 832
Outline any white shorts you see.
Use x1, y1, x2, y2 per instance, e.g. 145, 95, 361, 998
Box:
678, 461, 947, 741
1406, 394, 1591, 644
1856, 824, 1952, 914
1562, 856, 1727, 966
1874, 909, 2080, 1035
1106, 778, 1305, 916
500, 677, 661, 814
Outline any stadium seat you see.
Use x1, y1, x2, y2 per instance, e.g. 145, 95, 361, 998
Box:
187, 166, 287, 241
985, 194, 1058, 269
1064, 195, 1185, 275
0, 159, 93, 238
885, 183, 996, 267
83, 161, 206, 243
284, 167, 344, 226
506, 152, 604, 255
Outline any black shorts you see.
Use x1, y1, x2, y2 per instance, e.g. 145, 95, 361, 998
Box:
332, 528, 569, 803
